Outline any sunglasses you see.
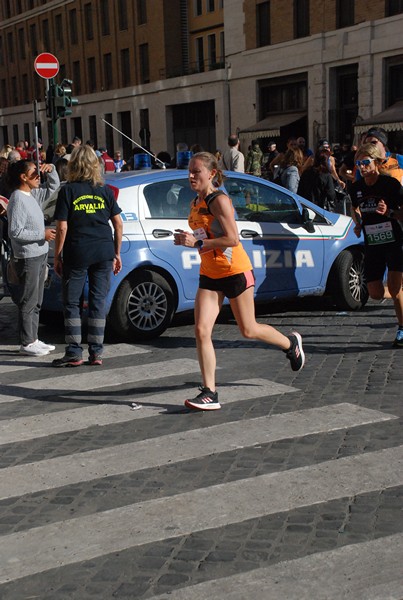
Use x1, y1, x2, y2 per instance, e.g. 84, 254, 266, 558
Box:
28, 168, 39, 178
355, 158, 374, 167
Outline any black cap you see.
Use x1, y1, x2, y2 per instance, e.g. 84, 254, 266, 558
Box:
365, 128, 388, 146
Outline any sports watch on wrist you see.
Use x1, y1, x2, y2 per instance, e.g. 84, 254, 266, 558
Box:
195, 239, 204, 250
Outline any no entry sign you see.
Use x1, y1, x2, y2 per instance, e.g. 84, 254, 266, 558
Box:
34, 53, 59, 79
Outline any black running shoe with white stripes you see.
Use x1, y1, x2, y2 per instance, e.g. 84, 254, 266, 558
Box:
284, 331, 305, 372
185, 386, 221, 411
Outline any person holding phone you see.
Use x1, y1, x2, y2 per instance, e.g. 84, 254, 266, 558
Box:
6, 160, 59, 356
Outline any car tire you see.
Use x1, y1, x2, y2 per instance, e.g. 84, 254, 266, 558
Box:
109, 269, 175, 340
327, 248, 368, 310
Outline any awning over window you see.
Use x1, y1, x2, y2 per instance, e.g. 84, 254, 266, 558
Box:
354, 101, 403, 134
238, 112, 306, 143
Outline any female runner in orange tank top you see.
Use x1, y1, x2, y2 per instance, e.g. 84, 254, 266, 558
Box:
174, 152, 305, 411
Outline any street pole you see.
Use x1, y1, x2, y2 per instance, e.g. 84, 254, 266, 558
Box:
49, 78, 58, 147
32, 100, 40, 174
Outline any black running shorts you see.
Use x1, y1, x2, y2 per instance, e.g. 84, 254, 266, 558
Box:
364, 241, 403, 283
199, 270, 255, 299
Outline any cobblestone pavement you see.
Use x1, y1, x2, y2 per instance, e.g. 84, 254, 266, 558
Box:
0, 297, 402, 599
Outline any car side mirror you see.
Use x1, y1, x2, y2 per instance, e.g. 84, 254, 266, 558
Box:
302, 207, 315, 233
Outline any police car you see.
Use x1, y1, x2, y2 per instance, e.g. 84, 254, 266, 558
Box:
37, 169, 367, 339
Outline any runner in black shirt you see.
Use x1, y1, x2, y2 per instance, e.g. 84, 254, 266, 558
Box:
350, 143, 403, 347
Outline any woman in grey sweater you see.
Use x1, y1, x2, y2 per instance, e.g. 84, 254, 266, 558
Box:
7, 160, 60, 356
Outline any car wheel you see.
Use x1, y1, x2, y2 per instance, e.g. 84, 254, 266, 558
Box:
109, 270, 175, 340
327, 249, 368, 310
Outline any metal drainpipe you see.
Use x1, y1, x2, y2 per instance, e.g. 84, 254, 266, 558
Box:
180, 0, 189, 74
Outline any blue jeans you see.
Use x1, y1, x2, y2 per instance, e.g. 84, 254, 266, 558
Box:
62, 260, 113, 358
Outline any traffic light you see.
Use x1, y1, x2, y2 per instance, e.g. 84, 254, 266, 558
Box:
48, 79, 79, 120
54, 84, 66, 119
60, 79, 78, 117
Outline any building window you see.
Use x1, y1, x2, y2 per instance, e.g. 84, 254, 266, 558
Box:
260, 77, 307, 114
30, 24, 37, 55
208, 34, 217, 69
11, 77, 18, 105
207, 0, 215, 11
69, 9, 78, 44
59, 63, 66, 82
42, 19, 50, 50
89, 115, 98, 148
13, 124, 19, 144
4, 0, 11, 19
72, 61, 81, 94
196, 37, 204, 72
195, 0, 202, 16
24, 123, 30, 143
385, 55, 403, 104
27, 0, 34, 9
139, 44, 149, 83
1, 80, 7, 107
87, 57, 96, 92
104, 113, 114, 155
118, 0, 128, 30
104, 53, 113, 89
386, 0, 403, 15
84, 3, 94, 40
18, 28, 26, 59
137, 0, 147, 24
22, 74, 29, 103
7, 32, 14, 62
60, 119, 67, 144
55, 14, 64, 49
100, 0, 110, 35
121, 49, 131, 86
336, 0, 354, 28
294, 0, 310, 38
16, 0, 22, 14
257, 1, 270, 47
219, 31, 225, 65
0, 38, 3, 66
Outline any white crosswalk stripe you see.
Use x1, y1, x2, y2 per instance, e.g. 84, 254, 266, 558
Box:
0, 403, 395, 498
0, 343, 400, 597
0, 378, 297, 444
1, 446, 402, 584
147, 534, 403, 600
0, 357, 202, 403
0, 343, 150, 375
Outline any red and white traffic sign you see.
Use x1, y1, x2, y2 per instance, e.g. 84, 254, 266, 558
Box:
34, 53, 59, 79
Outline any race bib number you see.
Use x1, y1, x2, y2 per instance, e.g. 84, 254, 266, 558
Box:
365, 221, 395, 245
193, 227, 208, 241
193, 227, 212, 255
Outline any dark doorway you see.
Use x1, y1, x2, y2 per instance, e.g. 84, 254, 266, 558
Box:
329, 65, 358, 144
119, 111, 132, 159
172, 100, 216, 153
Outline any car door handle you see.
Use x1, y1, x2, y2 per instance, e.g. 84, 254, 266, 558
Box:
240, 229, 259, 238
152, 229, 173, 238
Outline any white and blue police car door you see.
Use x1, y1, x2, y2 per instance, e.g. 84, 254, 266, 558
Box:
223, 176, 325, 297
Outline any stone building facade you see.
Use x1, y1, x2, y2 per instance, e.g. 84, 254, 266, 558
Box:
0, 0, 402, 157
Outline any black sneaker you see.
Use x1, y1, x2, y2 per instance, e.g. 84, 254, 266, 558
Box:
52, 354, 84, 368
89, 355, 103, 366
185, 386, 221, 411
284, 332, 305, 372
